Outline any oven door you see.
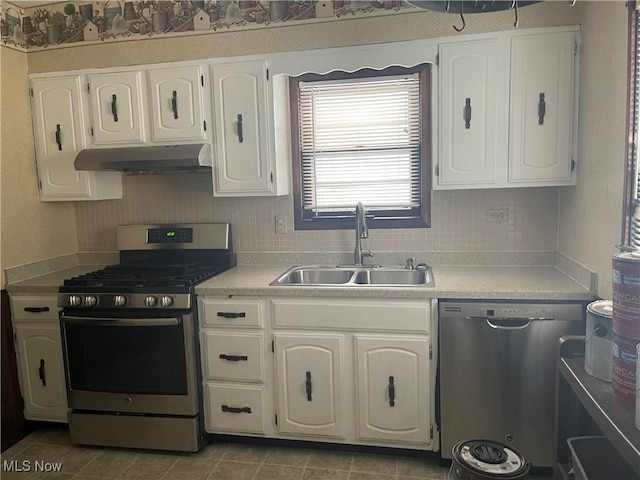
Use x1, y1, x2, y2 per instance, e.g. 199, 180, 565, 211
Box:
60, 311, 199, 416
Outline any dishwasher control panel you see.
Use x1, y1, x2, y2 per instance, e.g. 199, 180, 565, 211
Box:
439, 302, 584, 321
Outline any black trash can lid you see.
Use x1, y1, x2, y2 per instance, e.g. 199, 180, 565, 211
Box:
452, 439, 530, 479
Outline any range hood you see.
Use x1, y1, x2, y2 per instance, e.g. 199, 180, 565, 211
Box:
74, 144, 212, 172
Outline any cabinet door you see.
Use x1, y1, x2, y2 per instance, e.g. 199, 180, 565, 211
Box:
509, 32, 575, 184
30, 76, 93, 200
87, 71, 146, 145
14, 324, 68, 422
211, 61, 273, 195
355, 336, 430, 445
437, 40, 508, 188
274, 334, 344, 438
148, 66, 207, 142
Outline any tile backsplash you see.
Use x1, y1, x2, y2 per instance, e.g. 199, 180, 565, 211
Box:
75, 174, 559, 254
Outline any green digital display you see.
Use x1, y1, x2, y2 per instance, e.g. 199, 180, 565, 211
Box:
148, 228, 193, 243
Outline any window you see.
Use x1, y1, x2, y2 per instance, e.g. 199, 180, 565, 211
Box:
289, 65, 431, 230
624, 3, 640, 250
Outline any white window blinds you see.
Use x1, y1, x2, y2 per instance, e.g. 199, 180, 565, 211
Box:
297, 73, 422, 213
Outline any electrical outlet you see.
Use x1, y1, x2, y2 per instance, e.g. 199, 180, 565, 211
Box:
486, 208, 509, 222
275, 215, 288, 234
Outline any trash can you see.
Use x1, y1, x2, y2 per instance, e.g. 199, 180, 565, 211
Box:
450, 439, 530, 480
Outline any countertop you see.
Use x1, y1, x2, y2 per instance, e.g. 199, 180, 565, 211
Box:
4, 265, 104, 295
195, 265, 595, 301
5, 264, 595, 301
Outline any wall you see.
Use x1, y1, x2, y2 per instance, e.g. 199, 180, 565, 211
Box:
3, 2, 585, 266
558, 2, 628, 300
0, 47, 78, 288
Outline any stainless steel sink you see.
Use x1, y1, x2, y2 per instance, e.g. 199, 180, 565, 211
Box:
352, 268, 432, 286
270, 265, 434, 287
273, 268, 356, 285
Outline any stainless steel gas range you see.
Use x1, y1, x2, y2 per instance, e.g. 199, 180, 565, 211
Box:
58, 223, 235, 452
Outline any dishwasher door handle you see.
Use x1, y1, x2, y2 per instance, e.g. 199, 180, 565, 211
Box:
466, 315, 554, 321
465, 316, 552, 329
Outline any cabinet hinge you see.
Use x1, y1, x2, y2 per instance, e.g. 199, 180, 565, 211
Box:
573, 40, 578, 57
429, 345, 433, 360
29, 87, 33, 97
201, 75, 204, 87
435, 54, 439, 66
435, 165, 439, 177
19, 395, 24, 410
87, 82, 91, 94
203, 120, 207, 132
275, 414, 278, 425
90, 127, 94, 136
571, 159, 576, 172
430, 425, 433, 439
266, 68, 270, 81
271, 340, 275, 353
38, 180, 42, 190
270, 172, 274, 183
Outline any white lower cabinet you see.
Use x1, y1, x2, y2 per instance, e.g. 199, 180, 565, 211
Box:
198, 295, 437, 450
205, 384, 267, 434
355, 336, 431, 444
199, 296, 269, 436
270, 297, 438, 450
9, 295, 68, 422
274, 334, 345, 438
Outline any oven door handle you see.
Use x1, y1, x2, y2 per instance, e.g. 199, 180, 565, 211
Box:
61, 316, 181, 326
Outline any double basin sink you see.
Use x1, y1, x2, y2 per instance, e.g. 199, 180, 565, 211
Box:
270, 265, 435, 287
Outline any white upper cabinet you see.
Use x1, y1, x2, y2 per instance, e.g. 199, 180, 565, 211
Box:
87, 71, 147, 146
30, 76, 122, 201
210, 61, 276, 196
148, 66, 208, 142
509, 32, 576, 184
434, 28, 578, 190
437, 39, 508, 187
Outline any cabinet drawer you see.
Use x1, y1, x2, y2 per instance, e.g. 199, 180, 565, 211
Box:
205, 384, 266, 434
200, 298, 262, 328
10, 296, 60, 322
203, 332, 264, 381
270, 298, 430, 333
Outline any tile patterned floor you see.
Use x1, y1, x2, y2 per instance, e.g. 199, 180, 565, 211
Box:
1, 428, 451, 480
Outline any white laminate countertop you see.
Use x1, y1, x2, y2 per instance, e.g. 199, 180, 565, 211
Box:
5, 265, 105, 295
195, 265, 595, 301
5, 264, 595, 302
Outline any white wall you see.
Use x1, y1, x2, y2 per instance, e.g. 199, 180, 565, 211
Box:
559, 2, 629, 299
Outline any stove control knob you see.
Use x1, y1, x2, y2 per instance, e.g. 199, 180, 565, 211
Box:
144, 296, 158, 307
69, 295, 82, 307
84, 295, 97, 307
114, 295, 127, 307
160, 296, 174, 307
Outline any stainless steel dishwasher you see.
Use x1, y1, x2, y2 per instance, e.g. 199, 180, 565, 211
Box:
439, 300, 585, 469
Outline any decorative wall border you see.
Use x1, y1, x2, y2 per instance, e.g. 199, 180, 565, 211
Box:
1, 1, 417, 53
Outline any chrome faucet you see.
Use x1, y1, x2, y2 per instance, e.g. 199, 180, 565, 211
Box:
354, 202, 373, 266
